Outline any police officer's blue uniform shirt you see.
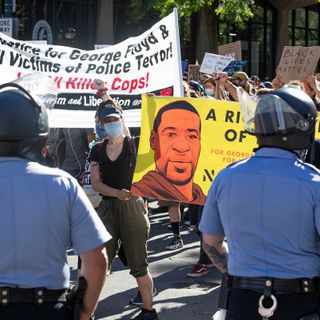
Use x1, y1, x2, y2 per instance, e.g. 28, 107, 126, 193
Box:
199, 147, 320, 279
0, 157, 111, 289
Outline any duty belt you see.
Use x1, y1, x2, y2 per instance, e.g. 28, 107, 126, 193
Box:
0, 287, 68, 305
229, 276, 319, 294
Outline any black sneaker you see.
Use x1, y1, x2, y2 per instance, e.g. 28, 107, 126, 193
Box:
129, 287, 157, 307
165, 237, 183, 250
132, 308, 158, 320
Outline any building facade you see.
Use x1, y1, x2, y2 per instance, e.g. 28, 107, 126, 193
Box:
1, 0, 319, 80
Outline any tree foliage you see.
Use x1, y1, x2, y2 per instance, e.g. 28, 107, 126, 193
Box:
130, 0, 255, 27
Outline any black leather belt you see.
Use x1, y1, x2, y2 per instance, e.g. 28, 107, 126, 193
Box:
230, 276, 318, 294
0, 287, 68, 305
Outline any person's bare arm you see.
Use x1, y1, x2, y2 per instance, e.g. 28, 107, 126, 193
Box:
79, 245, 108, 320
307, 74, 320, 100
90, 161, 130, 200
202, 234, 228, 273
219, 72, 238, 101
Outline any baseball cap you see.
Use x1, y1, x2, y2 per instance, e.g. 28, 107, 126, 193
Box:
99, 106, 121, 120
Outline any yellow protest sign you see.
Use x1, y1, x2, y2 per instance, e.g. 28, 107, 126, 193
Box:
131, 95, 258, 205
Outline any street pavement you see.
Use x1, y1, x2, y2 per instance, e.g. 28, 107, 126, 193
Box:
69, 202, 222, 320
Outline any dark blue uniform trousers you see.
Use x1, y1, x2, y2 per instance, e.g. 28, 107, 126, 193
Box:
225, 288, 320, 320
0, 302, 70, 319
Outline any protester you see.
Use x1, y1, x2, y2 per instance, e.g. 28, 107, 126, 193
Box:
250, 75, 260, 88
186, 205, 213, 277
272, 74, 284, 89
0, 77, 110, 320
204, 77, 228, 100
303, 74, 320, 110
200, 87, 320, 319
47, 127, 92, 184
218, 72, 238, 101
89, 104, 158, 320
188, 80, 205, 97
229, 71, 254, 95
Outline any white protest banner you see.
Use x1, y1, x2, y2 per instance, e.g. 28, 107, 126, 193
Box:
218, 41, 242, 60
276, 46, 320, 82
0, 9, 183, 128
200, 53, 234, 74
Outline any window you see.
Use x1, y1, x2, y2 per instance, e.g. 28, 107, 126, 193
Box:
288, 4, 320, 46
218, 1, 276, 80
14, 0, 96, 49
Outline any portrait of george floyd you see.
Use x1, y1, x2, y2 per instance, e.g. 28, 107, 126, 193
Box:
131, 99, 207, 205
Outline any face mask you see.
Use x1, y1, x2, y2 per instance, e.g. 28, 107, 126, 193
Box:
104, 121, 122, 138
95, 124, 105, 140
205, 88, 214, 96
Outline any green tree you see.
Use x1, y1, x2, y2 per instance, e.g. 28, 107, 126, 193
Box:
129, 0, 255, 58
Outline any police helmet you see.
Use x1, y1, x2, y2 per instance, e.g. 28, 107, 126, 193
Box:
0, 75, 56, 161
238, 87, 317, 150
0, 83, 49, 141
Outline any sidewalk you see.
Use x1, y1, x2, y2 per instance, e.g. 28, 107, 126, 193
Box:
69, 204, 222, 320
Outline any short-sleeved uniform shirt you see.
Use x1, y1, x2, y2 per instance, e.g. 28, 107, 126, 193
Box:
0, 157, 111, 289
199, 147, 320, 279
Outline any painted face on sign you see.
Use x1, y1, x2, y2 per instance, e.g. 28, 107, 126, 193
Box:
150, 108, 201, 185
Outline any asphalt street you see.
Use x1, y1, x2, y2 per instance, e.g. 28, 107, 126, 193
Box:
69, 202, 222, 320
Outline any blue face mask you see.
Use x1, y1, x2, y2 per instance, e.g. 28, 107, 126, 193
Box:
95, 124, 105, 140
104, 121, 122, 138
205, 88, 214, 96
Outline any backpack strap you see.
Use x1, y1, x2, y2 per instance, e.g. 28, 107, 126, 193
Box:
128, 136, 139, 161
96, 140, 106, 167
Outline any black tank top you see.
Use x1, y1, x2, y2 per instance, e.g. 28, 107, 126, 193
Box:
88, 137, 136, 199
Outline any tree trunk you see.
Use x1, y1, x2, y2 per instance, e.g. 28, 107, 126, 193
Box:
195, 4, 219, 63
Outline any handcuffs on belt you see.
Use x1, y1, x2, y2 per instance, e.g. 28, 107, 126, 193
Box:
258, 294, 277, 319
258, 279, 278, 319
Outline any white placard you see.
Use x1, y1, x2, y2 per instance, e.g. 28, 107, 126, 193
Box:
200, 53, 234, 74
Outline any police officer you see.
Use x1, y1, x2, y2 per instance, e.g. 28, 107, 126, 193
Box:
0, 78, 111, 320
199, 87, 320, 320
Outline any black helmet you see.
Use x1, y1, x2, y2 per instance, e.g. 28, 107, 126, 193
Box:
0, 81, 51, 161
238, 87, 317, 150
0, 83, 49, 141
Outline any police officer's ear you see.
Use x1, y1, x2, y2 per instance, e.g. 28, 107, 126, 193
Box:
150, 130, 156, 150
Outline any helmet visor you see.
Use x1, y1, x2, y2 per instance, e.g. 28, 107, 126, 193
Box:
237, 87, 310, 135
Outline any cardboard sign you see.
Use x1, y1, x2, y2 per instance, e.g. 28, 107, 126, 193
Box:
200, 53, 234, 74
188, 64, 200, 82
276, 46, 320, 82
218, 41, 242, 60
